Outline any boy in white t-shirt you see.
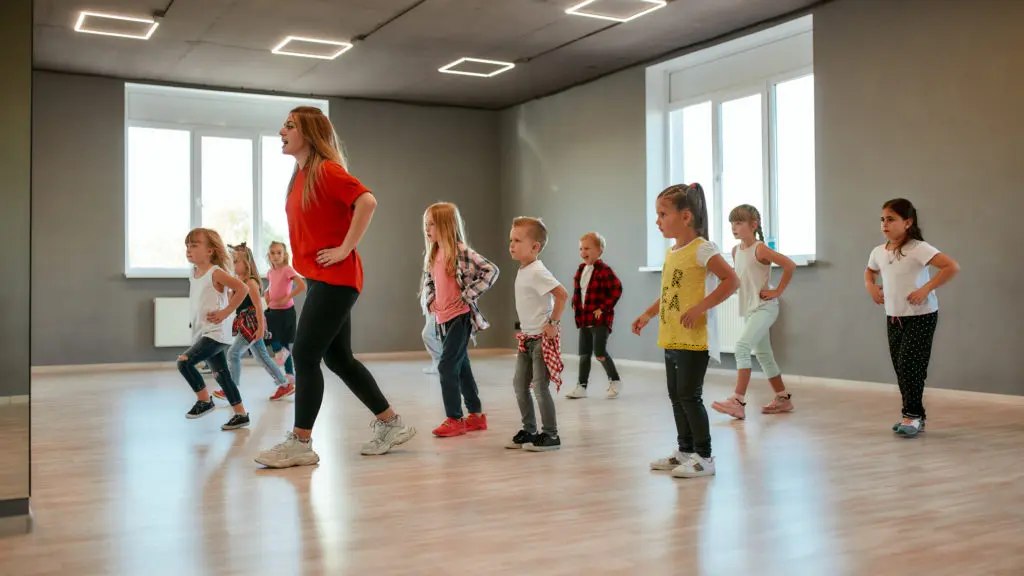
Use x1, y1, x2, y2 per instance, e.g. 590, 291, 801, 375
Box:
506, 217, 569, 452
865, 198, 959, 438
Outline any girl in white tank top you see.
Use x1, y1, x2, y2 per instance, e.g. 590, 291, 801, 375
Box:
711, 206, 798, 420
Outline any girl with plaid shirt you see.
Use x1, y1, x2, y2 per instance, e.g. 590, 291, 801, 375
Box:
421, 202, 499, 438
565, 232, 624, 400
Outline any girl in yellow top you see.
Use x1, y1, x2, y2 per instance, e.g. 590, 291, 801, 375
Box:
632, 183, 739, 478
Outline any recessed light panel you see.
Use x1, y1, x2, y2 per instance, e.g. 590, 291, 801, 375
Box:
438, 58, 515, 78
271, 36, 353, 60
74, 11, 159, 40
565, 0, 667, 23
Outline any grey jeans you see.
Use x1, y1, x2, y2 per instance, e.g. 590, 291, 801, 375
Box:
513, 338, 558, 436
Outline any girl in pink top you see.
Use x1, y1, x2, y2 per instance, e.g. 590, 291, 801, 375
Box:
264, 241, 307, 401
420, 203, 499, 438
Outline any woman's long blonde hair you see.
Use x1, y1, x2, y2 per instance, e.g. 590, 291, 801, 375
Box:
423, 203, 467, 279
230, 242, 263, 295
286, 106, 349, 210
186, 228, 231, 271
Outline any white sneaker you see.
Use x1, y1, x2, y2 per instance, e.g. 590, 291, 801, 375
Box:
671, 454, 715, 478
650, 451, 695, 471
360, 416, 417, 455
565, 384, 587, 399
422, 365, 438, 375
606, 381, 622, 399
254, 432, 320, 468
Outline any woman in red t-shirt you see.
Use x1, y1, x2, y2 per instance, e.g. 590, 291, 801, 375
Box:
255, 107, 417, 468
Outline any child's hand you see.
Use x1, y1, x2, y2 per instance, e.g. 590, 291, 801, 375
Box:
907, 288, 930, 305
631, 314, 650, 334
543, 324, 558, 340
759, 289, 781, 300
868, 284, 885, 305
254, 326, 265, 340
207, 308, 230, 324
680, 306, 705, 329
594, 309, 603, 319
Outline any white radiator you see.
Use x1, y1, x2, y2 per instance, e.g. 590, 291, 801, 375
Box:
715, 294, 744, 354
154, 297, 192, 347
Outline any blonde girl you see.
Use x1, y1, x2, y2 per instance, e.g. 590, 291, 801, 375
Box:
178, 228, 251, 431
711, 205, 797, 419
632, 183, 739, 478
421, 202, 499, 438
264, 240, 305, 400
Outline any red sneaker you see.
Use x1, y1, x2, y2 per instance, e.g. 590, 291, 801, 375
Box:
432, 417, 467, 437
465, 413, 488, 431
212, 389, 226, 400
269, 383, 295, 401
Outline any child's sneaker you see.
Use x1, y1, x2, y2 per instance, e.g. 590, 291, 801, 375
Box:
711, 396, 746, 420
523, 433, 561, 452
274, 349, 289, 366
892, 418, 926, 432
565, 384, 587, 399
221, 413, 250, 430
671, 454, 715, 478
465, 413, 488, 431
606, 381, 622, 399
212, 389, 226, 400
361, 416, 417, 455
505, 429, 536, 449
650, 451, 695, 471
762, 393, 794, 414
894, 417, 924, 438
186, 399, 215, 419
255, 432, 320, 468
269, 382, 295, 401
432, 417, 466, 437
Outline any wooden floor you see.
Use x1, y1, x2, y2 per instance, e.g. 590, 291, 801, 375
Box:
2, 354, 1023, 575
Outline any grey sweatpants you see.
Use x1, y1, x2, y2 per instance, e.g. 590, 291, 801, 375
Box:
513, 338, 558, 436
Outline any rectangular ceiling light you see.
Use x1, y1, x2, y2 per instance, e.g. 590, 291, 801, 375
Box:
438, 57, 515, 78
271, 36, 354, 60
565, 0, 667, 23
74, 11, 159, 40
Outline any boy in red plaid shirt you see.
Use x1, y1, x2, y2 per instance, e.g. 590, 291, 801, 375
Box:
566, 232, 624, 399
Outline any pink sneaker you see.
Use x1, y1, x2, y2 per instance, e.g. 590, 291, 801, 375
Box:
711, 397, 746, 420
762, 394, 794, 414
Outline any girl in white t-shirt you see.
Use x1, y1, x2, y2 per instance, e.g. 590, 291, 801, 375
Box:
865, 199, 959, 437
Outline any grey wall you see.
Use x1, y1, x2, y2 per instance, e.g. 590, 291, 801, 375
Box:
500, 0, 1024, 396
31, 71, 506, 366
1, 0, 32, 396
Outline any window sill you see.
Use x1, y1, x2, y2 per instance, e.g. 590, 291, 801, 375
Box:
125, 269, 191, 279
640, 254, 816, 272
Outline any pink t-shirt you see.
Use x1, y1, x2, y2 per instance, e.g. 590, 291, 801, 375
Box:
431, 249, 470, 325
266, 265, 300, 309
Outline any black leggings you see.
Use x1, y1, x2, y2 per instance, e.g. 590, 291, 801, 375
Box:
665, 349, 711, 459
887, 312, 938, 420
578, 326, 620, 385
293, 280, 390, 430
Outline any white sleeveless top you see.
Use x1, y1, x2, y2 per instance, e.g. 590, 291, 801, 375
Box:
189, 266, 234, 345
734, 241, 773, 317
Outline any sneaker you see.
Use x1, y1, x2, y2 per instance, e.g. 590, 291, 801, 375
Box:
523, 432, 561, 452
361, 416, 417, 455
711, 396, 746, 420
565, 384, 587, 399
895, 417, 924, 438
432, 417, 467, 437
606, 381, 622, 399
222, 413, 250, 430
212, 389, 226, 400
505, 429, 536, 449
422, 365, 438, 375
254, 432, 320, 468
269, 383, 295, 401
186, 399, 215, 419
892, 418, 927, 432
671, 454, 715, 478
650, 451, 695, 471
465, 413, 488, 432
274, 349, 289, 367
762, 393, 794, 414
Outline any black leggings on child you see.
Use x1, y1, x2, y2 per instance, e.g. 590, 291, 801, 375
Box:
887, 312, 938, 419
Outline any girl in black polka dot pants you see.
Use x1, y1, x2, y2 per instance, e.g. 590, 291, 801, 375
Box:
886, 312, 937, 422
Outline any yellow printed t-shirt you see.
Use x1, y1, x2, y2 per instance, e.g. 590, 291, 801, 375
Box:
657, 238, 720, 351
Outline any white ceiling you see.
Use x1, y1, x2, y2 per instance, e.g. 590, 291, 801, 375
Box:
34, 0, 822, 109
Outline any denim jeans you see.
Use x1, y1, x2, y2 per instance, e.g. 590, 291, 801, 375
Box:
178, 337, 242, 406
513, 338, 558, 436
734, 300, 781, 378
437, 312, 482, 420
578, 326, 620, 385
664, 349, 711, 458
227, 334, 288, 388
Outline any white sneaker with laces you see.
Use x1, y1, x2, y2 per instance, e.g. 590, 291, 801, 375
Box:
671, 454, 715, 478
361, 416, 417, 455
565, 384, 587, 399
650, 451, 695, 471
254, 432, 320, 468
606, 380, 622, 399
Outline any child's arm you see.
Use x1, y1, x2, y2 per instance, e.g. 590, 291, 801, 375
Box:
278, 274, 306, 306
756, 243, 797, 299
208, 270, 248, 323
864, 268, 884, 305
682, 254, 739, 329
247, 279, 267, 339
463, 248, 499, 301
908, 253, 960, 304
632, 298, 660, 334
544, 284, 569, 340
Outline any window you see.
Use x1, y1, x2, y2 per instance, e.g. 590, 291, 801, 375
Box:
124, 84, 328, 277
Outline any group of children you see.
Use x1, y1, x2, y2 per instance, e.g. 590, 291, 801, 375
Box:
179, 182, 959, 479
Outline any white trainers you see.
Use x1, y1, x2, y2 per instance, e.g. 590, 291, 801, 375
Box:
650, 451, 695, 471
360, 416, 417, 455
606, 381, 622, 399
671, 454, 715, 478
254, 432, 320, 469
565, 384, 587, 399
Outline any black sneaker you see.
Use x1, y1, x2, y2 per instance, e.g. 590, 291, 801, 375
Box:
222, 413, 250, 430
186, 399, 215, 419
523, 433, 561, 452
504, 429, 536, 449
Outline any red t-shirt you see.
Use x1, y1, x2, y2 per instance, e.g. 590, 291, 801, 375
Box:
286, 161, 369, 291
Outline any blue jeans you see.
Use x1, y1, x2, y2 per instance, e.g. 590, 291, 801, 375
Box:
437, 312, 482, 420
178, 337, 242, 406
227, 334, 288, 388
734, 300, 782, 378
